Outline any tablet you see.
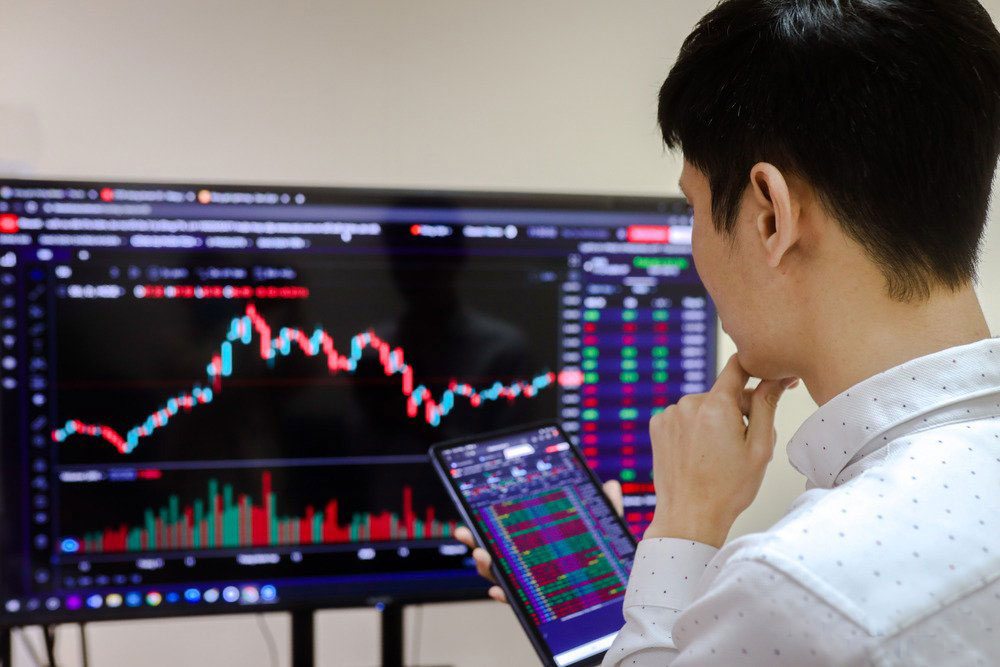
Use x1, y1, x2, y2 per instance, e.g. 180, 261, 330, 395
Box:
429, 422, 636, 667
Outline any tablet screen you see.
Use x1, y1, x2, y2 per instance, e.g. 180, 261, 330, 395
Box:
438, 424, 636, 666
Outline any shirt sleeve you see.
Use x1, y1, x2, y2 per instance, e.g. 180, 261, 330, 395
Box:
601, 538, 719, 667
603, 546, 871, 666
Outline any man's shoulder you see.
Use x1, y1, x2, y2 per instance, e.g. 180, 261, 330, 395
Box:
723, 430, 1000, 636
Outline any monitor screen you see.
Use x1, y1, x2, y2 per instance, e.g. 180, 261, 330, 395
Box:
0, 180, 715, 622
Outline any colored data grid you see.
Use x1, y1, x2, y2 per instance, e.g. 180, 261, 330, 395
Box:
566, 291, 710, 537
488, 488, 626, 624
65, 471, 455, 554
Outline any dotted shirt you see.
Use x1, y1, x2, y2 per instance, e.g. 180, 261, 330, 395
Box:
603, 338, 1000, 666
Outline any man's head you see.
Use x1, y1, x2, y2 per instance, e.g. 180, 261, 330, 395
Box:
661, 0, 1000, 380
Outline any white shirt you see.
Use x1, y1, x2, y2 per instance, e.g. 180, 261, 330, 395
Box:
603, 338, 1000, 666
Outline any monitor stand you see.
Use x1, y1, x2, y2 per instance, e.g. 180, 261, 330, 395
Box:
291, 609, 315, 667
291, 604, 452, 667
0, 606, 455, 667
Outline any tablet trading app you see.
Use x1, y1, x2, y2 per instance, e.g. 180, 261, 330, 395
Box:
442, 425, 635, 663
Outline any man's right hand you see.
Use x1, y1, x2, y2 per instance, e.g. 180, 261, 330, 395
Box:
453, 479, 626, 604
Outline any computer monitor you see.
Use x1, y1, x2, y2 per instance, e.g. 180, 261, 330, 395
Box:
0, 179, 715, 623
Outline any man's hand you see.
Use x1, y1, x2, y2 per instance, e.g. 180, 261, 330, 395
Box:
454, 479, 624, 604
643, 354, 796, 547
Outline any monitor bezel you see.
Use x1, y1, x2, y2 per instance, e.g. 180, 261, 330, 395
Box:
0, 176, 699, 625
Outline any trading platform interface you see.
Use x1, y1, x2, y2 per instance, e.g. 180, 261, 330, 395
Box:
439, 425, 635, 666
0, 181, 714, 620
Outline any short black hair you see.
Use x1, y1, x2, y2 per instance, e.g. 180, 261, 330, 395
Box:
659, 0, 1000, 300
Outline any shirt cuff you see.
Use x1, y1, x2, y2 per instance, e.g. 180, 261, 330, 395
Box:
624, 538, 719, 611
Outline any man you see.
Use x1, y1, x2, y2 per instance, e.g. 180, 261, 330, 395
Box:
456, 0, 1000, 663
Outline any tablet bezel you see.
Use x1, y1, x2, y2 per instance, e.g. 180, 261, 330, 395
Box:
429, 420, 638, 667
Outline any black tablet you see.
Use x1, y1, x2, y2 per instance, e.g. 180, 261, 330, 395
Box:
429, 422, 637, 667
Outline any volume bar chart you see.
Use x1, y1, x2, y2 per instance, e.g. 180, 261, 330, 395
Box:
64, 471, 456, 555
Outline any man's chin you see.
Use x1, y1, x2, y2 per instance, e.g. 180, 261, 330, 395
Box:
733, 349, 779, 381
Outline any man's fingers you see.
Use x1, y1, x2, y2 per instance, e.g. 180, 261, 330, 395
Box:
457, 527, 505, 602
454, 526, 475, 549
603, 479, 624, 517
746, 378, 793, 451
713, 354, 751, 396
472, 548, 497, 583
741, 380, 796, 416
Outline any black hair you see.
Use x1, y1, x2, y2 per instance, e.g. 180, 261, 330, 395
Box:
659, 0, 1000, 300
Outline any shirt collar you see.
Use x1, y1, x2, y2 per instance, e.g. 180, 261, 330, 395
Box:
786, 337, 1000, 489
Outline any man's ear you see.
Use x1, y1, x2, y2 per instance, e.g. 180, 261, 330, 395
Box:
749, 163, 801, 269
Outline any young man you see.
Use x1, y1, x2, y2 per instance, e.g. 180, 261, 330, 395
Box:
456, 0, 1000, 663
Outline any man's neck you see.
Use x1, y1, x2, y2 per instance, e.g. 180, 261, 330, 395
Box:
799, 284, 992, 406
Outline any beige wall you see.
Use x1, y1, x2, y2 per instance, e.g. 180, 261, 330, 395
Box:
1, 1, 997, 665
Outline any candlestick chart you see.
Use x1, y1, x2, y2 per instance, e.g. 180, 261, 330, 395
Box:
51, 259, 562, 467
52, 303, 572, 456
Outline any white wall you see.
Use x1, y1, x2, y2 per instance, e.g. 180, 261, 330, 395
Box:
0, 1, 997, 665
